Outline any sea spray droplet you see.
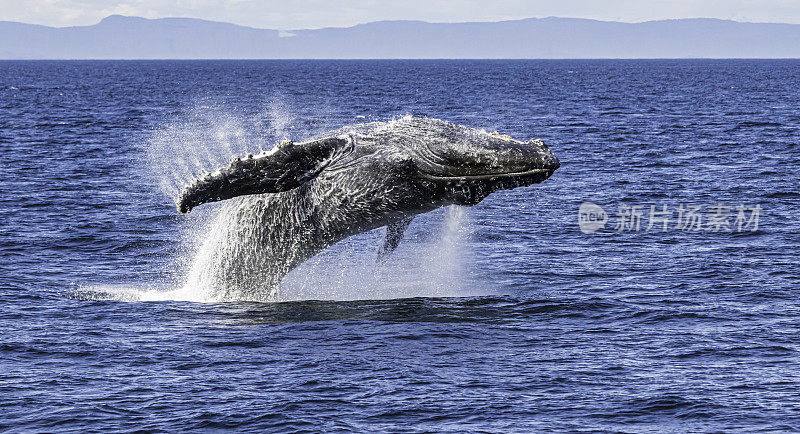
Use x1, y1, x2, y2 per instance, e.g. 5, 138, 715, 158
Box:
423, 205, 471, 295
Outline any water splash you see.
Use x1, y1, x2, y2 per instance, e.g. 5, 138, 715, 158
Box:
278, 206, 484, 302
74, 204, 482, 303
265, 96, 292, 141
106, 104, 484, 303
145, 102, 270, 199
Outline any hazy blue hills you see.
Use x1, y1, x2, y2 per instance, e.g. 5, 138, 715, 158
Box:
2, 15, 800, 59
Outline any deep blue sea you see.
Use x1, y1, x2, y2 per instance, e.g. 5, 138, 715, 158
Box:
1, 60, 799, 432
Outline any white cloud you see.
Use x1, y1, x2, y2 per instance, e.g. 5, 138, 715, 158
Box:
1, 0, 799, 28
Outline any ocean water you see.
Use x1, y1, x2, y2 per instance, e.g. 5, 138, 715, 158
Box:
1, 60, 799, 432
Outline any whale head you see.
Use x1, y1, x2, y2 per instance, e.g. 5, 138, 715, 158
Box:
177, 117, 559, 216
399, 118, 559, 206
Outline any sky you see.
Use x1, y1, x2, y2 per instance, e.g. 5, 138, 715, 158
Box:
2, 0, 800, 29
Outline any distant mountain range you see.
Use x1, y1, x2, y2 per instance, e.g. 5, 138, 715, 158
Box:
2, 15, 800, 59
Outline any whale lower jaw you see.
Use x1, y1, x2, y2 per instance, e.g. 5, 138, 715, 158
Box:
419, 167, 557, 182
422, 168, 557, 207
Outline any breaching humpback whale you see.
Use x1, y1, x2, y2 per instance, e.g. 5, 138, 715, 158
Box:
178, 117, 559, 300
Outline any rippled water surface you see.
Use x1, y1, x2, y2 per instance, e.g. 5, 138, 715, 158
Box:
1, 60, 799, 432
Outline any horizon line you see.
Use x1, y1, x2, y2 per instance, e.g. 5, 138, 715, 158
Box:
2, 58, 800, 61
4, 14, 800, 31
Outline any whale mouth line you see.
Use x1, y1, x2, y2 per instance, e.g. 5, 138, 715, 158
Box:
419, 167, 556, 181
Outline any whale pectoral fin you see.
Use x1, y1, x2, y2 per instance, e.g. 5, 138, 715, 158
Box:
377, 216, 414, 262
177, 136, 351, 213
